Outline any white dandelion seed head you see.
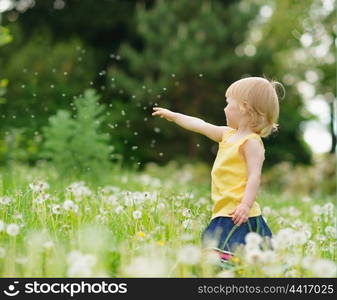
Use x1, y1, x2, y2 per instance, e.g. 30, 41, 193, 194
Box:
261, 250, 277, 264
322, 202, 334, 216
293, 231, 308, 245
325, 226, 336, 237
115, 206, 124, 214
51, 204, 62, 214
104, 195, 118, 206
29, 180, 49, 193
124, 197, 133, 206
67, 250, 97, 277
177, 244, 201, 265
33, 193, 50, 204
63, 200, 79, 213
182, 208, 192, 218
0, 196, 13, 205
157, 202, 165, 210
301, 255, 316, 269
124, 256, 168, 277
43, 241, 54, 249
245, 232, 262, 247
216, 270, 235, 277
245, 248, 263, 264
311, 204, 323, 215
182, 219, 192, 229
133, 210, 142, 219
311, 259, 337, 277
6, 223, 20, 236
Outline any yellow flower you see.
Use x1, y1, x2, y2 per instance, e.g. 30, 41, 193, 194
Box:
136, 231, 145, 238
156, 240, 165, 246
231, 256, 241, 264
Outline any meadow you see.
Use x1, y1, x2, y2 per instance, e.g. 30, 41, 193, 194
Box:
0, 160, 335, 278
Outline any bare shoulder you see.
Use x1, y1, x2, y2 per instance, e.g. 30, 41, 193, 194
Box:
218, 126, 233, 142
198, 123, 233, 143
240, 136, 265, 160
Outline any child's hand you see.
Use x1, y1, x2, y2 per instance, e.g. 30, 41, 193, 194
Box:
152, 107, 176, 122
229, 203, 250, 226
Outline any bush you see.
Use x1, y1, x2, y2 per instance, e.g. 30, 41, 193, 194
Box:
41, 89, 113, 180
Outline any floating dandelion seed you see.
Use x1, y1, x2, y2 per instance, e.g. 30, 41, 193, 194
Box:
154, 127, 160, 133
121, 110, 125, 116
159, 153, 163, 156
199, 74, 203, 77
171, 73, 176, 77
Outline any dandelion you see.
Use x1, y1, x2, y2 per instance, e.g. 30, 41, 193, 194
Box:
43, 241, 54, 250
293, 231, 307, 245
51, 204, 62, 214
104, 195, 118, 206
182, 219, 192, 229
182, 208, 192, 218
261, 250, 277, 264
245, 248, 263, 264
157, 203, 165, 210
29, 181, 49, 193
34, 193, 50, 204
311, 259, 337, 277
325, 226, 336, 237
67, 250, 97, 277
177, 244, 201, 265
63, 200, 79, 213
133, 210, 142, 219
311, 204, 322, 215
6, 224, 20, 236
322, 202, 334, 216
156, 240, 165, 246
245, 232, 262, 248
124, 256, 168, 277
0, 196, 13, 205
115, 206, 124, 214
216, 270, 234, 277
136, 231, 145, 240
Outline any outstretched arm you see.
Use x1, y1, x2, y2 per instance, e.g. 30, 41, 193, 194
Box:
152, 107, 230, 142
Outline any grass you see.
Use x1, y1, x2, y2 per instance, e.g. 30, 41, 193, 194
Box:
0, 160, 336, 277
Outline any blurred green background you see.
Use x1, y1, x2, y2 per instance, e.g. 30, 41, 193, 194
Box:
0, 0, 335, 195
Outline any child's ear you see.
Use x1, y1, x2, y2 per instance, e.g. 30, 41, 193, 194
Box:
239, 101, 249, 114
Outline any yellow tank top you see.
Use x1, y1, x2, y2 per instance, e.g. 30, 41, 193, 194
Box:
210, 128, 263, 220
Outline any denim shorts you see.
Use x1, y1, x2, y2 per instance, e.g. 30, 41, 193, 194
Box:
201, 215, 273, 252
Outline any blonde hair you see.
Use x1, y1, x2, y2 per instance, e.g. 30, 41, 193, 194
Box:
225, 76, 285, 138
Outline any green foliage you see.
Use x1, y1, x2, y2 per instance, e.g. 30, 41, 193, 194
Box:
0, 26, 12, 46
41, 89, 113, 179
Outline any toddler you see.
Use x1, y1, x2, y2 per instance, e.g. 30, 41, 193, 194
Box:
152, 76, 284, 259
